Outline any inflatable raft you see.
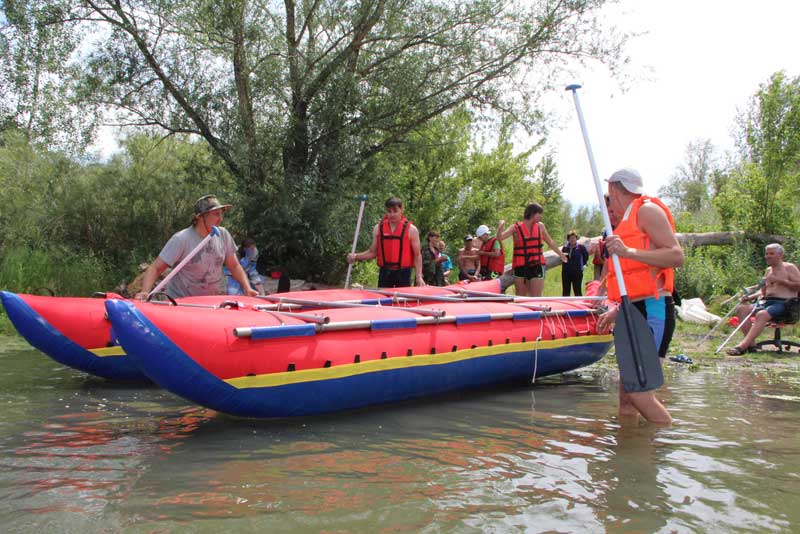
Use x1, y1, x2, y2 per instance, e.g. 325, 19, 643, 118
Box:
0, 281, 502, 381
105, 292, 612, 418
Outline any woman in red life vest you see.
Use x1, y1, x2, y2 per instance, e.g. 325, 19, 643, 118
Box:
496, 202, 567, 297
595, 169, 684, 426
346, 196, 425, 288
475, 224, 506, 279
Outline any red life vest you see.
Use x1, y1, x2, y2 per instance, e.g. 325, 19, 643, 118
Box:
480, 237, 505, 274
512, 221, 545, 268
607, 196, 676, 302
377, 216, 413, 269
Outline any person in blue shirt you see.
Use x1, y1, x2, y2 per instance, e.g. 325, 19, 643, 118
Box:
438, 240, 453, 283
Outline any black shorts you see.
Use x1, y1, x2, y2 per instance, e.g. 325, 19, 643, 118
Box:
378, 267, 412, 288
514, 264, 544, 280
458, 268, 477, 281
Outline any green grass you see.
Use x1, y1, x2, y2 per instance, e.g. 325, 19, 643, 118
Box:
0, 245, 118, 297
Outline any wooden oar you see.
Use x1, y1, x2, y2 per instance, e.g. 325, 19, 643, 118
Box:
567, 84, 663, 393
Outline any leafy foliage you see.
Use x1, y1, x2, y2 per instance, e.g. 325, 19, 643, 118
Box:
2, 0, 624, 278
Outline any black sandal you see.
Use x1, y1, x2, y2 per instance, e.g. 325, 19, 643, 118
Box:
726, 346, 747, 356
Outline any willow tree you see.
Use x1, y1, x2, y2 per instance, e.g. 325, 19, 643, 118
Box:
5, 0, 624, 278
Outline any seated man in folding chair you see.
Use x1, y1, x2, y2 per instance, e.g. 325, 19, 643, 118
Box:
726, 243, 800, 355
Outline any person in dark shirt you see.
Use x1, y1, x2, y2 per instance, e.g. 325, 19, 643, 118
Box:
561, 230, 589, 296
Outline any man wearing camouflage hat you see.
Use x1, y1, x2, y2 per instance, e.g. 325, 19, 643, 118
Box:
135, 194, 258, 299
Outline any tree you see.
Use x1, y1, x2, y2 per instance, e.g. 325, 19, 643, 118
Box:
532, 152, 570, 237
725, 71, 800, 234
6, 0, 622, 278
0, 1, 92, 152
659, 139, 716, 215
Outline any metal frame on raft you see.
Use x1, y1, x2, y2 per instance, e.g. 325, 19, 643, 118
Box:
233, 308, 599, 339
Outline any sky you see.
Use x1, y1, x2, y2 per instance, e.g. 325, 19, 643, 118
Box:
544, 0, 800, 208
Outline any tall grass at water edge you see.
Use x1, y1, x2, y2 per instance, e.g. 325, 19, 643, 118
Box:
0, 246, 119, 335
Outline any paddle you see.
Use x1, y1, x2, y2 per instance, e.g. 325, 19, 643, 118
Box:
566, 84, 664, 393
148, 226, 220, 299
345, 194, 368, 289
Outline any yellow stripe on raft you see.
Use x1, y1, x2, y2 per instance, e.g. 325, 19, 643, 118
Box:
225, 334, 612, 389
89, 346, 127, 357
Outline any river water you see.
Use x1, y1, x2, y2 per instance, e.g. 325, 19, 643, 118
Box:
1, 337, 798, 533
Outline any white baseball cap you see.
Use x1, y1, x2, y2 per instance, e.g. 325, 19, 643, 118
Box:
606, 168, 644, 194
475, 224, 490, 238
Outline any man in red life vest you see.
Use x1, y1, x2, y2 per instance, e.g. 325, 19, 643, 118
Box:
496, 202, 567, 297
595, 169, 684, 426
475, 224, 506, 279
346, 196, 425, 287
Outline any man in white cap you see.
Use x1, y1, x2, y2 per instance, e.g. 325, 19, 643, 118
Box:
596, 168, 684, 425
135, 194, 258, 299
475, 224, 505, 279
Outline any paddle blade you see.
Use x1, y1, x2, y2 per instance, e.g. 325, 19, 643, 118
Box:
613, 298, 664, 392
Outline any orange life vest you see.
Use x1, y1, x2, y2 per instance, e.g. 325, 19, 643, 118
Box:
377, 216, 413, 269
480, 237, 505, 273
607, 196, 676, 302
512, 221, 545, 268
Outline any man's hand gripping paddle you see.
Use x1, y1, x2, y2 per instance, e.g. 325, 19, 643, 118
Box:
566, 85, 664, 392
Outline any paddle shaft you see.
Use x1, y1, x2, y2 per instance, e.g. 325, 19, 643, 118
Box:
567, 84, 656, 389
344, 195, 368, 289
149, 226, 220, 298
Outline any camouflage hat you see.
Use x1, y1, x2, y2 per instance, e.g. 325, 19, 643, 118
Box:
194, 195, 232, 217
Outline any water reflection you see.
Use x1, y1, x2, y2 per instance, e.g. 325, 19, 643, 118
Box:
1, 340, 799, 532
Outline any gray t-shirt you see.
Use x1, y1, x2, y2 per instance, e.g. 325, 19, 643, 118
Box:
158, 226, 237, 298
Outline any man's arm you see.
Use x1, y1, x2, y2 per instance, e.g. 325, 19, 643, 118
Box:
540, 223, 567, 262
409, 225, 426, 285
347, 224, 379, 263
788, 264, 800, 292
225, 254, 258, 296
134, 258, 170, 299
606, 203, 684, 268
496, 220, 515, 241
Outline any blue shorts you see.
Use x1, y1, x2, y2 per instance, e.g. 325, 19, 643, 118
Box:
758, 298, 792, 322
632, 297, 666, 350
